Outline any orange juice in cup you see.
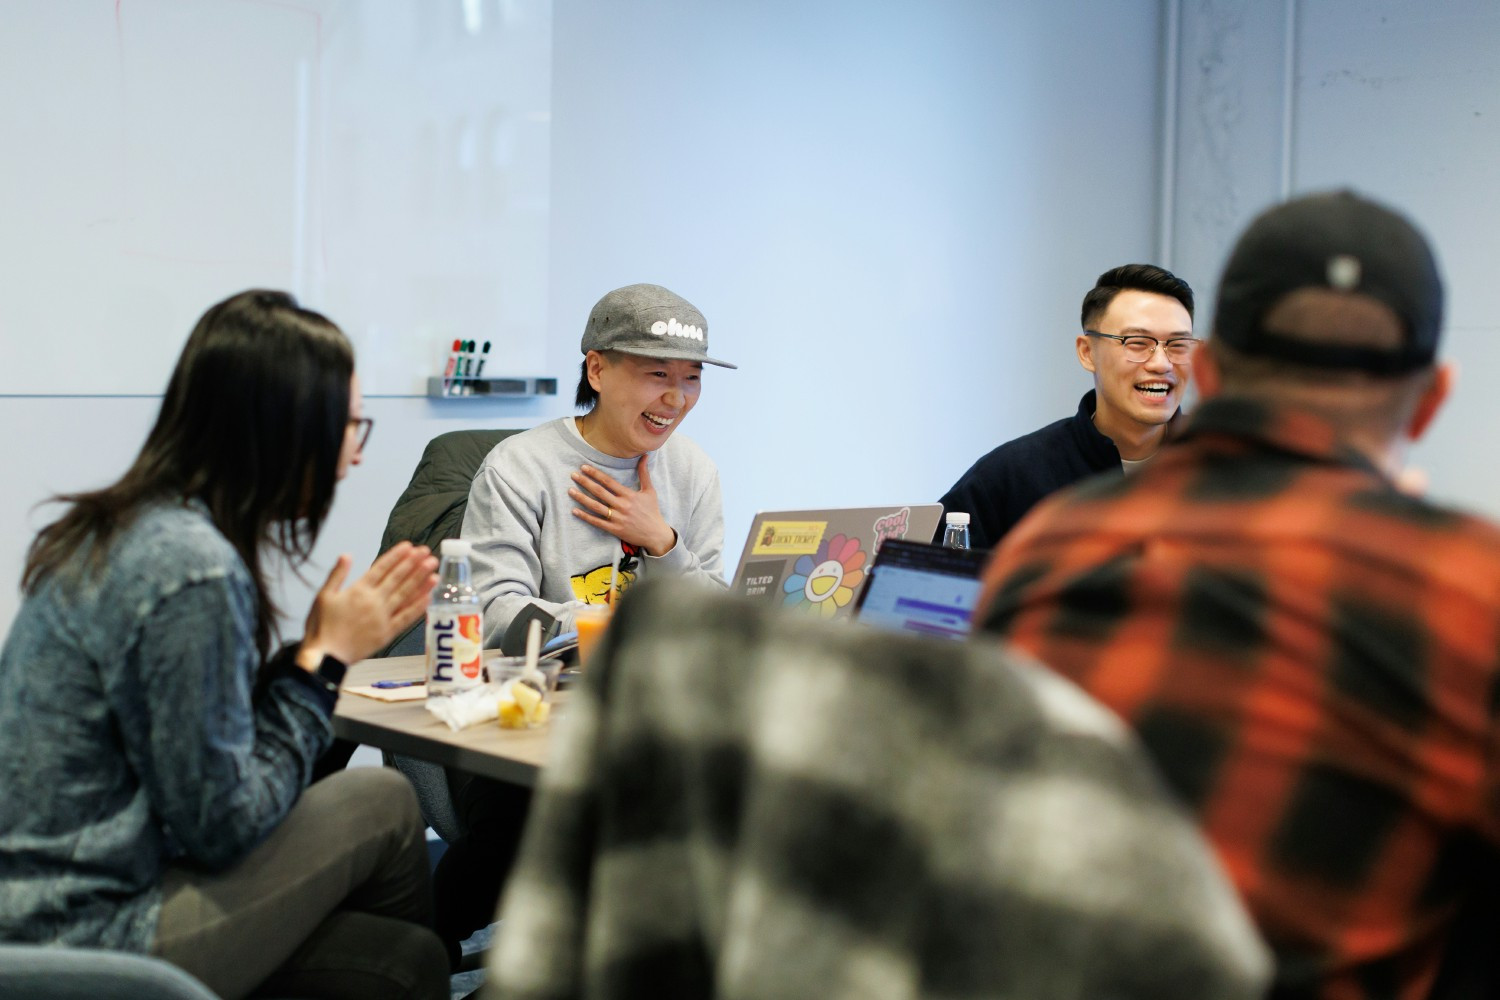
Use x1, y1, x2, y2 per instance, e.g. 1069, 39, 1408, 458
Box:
575, 604, 613, 667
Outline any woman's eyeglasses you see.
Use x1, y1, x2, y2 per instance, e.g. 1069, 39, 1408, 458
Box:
348, 416, 374, 450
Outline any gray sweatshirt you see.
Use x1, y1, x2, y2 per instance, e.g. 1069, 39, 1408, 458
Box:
461, 416, 726, 645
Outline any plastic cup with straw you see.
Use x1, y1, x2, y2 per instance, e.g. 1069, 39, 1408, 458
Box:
525, 617, 542, 671
496, 617, 557, 728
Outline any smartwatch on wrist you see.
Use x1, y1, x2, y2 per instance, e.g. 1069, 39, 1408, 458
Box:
308, 653, 347, 697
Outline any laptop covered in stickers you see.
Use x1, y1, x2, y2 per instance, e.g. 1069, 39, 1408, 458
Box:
728, 504, 944, 620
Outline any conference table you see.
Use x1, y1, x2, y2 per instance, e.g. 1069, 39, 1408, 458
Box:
332, 654, 560, 787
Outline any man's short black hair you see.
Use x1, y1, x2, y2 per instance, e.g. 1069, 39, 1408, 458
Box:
1080, 264, 1195, 330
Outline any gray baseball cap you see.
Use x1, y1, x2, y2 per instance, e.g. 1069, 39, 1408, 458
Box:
580, 283, 737, 369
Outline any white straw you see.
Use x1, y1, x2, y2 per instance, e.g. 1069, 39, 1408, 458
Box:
607, 548, 621, 605
525, 617, 542, 671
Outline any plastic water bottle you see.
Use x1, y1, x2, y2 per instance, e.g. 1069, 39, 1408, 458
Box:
942, 512, 971, 550
426, 539, 484, 697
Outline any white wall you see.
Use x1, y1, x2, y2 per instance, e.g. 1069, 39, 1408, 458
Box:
1168, 0, 1500, 518
545, 0, 1168, 574
0, 1, 1168, 635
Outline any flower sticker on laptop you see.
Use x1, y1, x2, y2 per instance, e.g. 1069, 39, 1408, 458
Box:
782, 533, 868, 619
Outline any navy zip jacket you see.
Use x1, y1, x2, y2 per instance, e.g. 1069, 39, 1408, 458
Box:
937, 390, 1166, 550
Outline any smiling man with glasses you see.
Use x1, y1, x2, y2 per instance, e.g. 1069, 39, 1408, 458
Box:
935, 263, 1195, 549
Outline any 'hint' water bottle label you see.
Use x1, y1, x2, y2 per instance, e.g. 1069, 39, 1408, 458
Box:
426, 612, 483, 691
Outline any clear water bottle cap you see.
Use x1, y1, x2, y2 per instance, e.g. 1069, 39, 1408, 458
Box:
945, 512, 970, 526
440, 538, 473, 557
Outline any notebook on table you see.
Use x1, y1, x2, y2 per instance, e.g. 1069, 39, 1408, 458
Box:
728, 504, 944, 621
850, 537, 989, 640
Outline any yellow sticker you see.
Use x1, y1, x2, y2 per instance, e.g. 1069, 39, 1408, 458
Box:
750, 521, 826, 556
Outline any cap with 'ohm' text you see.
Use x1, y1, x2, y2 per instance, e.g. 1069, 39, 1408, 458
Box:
581, 283, 737, 369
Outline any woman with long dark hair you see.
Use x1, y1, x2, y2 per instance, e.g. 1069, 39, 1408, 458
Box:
0, 290, 447, 1000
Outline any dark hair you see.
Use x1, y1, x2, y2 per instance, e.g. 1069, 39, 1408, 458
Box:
574, 358, 597, 410
1080, 264, 1195, 329
22, 290, 354, 664
574, 350, 622, 411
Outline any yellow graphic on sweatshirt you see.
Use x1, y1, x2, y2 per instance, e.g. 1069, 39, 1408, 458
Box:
571, 562, 637, 605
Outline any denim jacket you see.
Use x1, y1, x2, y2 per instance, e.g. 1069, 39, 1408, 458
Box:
0, 499, 333, 950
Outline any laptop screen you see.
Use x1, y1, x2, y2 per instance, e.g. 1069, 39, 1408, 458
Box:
852, 538, 990, 640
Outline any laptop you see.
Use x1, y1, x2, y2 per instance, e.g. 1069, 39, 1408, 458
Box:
850, 537, 989, 640
729, 504, 944, 620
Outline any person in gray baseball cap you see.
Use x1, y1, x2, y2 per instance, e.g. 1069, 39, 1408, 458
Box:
439, 283, 734, 962
464, 282, 735, 646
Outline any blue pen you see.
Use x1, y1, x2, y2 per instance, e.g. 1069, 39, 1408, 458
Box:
371, 679, 424, 689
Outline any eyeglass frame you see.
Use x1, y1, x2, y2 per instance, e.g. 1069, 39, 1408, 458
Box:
1083, 330, 1201, 363
348, 416, 375, 451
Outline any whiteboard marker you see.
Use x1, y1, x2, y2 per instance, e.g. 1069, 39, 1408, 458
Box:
442, 338, 462, 395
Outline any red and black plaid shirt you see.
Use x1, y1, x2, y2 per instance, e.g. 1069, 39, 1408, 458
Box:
976, 396, 1500, 1000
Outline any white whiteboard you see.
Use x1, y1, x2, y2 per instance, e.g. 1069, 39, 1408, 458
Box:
0, 0, 552, 396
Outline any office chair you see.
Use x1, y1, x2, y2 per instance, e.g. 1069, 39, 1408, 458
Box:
372, 427, 518, 843
0, 944, 219, 1000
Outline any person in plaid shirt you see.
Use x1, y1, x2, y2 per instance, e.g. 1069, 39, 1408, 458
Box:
976, 190, 1492, 1000
487, 577, 1269, 1000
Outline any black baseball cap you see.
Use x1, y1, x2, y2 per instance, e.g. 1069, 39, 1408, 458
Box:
1213, 190, 1444, 375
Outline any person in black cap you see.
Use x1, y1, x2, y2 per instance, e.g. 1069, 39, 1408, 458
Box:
971, 190, 1500, 999
934, 264, 1196, 550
